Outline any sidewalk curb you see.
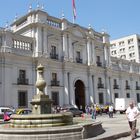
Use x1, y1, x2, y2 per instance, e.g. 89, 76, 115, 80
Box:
96, 129, 138, 140
96, 131, 131, 140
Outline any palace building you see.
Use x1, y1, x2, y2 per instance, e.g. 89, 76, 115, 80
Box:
0, 9, 140, 110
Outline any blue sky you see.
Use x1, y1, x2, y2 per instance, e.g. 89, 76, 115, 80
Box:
0, 0, 140, 40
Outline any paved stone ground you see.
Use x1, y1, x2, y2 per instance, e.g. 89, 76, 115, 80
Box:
117, 133, 140, 140
117, 134, 140, 140
0, 113, 140, 140
83, 112, 140, 140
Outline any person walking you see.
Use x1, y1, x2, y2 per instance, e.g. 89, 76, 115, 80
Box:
126, 101, 140, 140
85, 105, 89, 115
91, 105, 96, 120
108, 104, 114, 118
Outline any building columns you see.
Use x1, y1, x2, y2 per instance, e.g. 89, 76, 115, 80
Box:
63, 72, 69, 105
105, 71, 112, 104
43, 28, 48, 56
62, 33, 68, 61
91, 40, 96, 65
68, 34, 73, 62
88, 74, 94, 104
87, 37, 91, 65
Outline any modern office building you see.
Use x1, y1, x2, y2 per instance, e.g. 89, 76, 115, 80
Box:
0, 8, 140, 110
110, 34, 140, 63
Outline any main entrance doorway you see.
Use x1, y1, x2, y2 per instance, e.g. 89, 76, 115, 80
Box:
74, 80, 85, 111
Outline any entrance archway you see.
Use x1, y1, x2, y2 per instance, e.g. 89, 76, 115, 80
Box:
74, 80, 85, 111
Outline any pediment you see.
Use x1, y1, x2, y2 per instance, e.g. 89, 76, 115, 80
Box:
72, 30, 83, 38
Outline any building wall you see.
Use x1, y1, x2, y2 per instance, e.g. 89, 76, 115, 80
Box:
110, 34, 140, 63
0, 10, 140, 110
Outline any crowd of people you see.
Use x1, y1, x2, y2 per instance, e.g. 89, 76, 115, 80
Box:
85, 104, 114, 119
52, 106, 65, 113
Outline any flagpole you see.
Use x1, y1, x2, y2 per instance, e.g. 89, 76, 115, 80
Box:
73, 16, 75, 24
72, 0, 76, 24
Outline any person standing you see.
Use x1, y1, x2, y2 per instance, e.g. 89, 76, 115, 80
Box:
91, 105, 96, 120
85, 105, 89, 115
108, 104, 114, 118
126, 101, 140, 140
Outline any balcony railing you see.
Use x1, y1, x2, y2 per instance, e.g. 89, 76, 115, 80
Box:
136, 86, 140, 90
17, 78, 29, 85
51, 80, 60, 86
98, 83, 104, 88
96, 61, 102, 67
126, 85, 130, 90
76, 58, 83, 63
113, 85, 119, 89
50, 53, 58, 60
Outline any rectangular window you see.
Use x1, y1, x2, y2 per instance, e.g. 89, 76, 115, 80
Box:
126, 93, 130, 98
128, 38, 133, 44
17, 69, 28, 85
114, 79, 117, 85
52, 73, 57, 81
50, 45, 58, 59
136, 81, 138, 87
76, 51, 80, 59
18, 91, 28, 107
111, 43, 116, 47
99, 93, 104, 104
51, 46, 56, 54
97, 56, 100, 62
114, 93, 119, 98
98, 78, 102, 84
119, 41, 124, 46
76, 51, 82, 63
19, 70, 26, 79
52, 92, 59, 106
96, 56, 102, 66
137, 93, 140, 102
126, 80, 128, 86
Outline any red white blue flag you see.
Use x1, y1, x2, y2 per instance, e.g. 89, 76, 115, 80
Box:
72, 0, 76, 21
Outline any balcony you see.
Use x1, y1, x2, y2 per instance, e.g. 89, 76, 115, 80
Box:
96, 61, 102, 67
98, 83, 104, 89
76, 58, 83, 63
17, 78, 29, 85
136, 86, 140, 90
113, 85, 119, 89
51, 80, 60, 86
50, 53, 58, 60
126, 85, 130, 90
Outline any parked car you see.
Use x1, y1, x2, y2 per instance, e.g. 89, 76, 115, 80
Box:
16, 108, 32, 115
66, 107, 83, 117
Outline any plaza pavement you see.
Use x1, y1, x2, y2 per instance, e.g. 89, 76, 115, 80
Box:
82, 112, 140, 140
0, 113, 140, 140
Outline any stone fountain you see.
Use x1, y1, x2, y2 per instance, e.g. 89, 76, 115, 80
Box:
10, 64, 73, 128
0, 64, 104, 140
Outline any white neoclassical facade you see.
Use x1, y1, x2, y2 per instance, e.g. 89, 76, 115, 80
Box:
1, 9, 140, 110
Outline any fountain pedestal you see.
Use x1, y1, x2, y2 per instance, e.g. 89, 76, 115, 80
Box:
30, 64, 53, 114
31, 94, 53, 114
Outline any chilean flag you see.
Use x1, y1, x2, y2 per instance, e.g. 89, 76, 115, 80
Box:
72, 0, 76, 20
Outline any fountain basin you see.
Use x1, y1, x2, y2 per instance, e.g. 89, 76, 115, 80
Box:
0, 120, 104, 140
10, 112, 73, 128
